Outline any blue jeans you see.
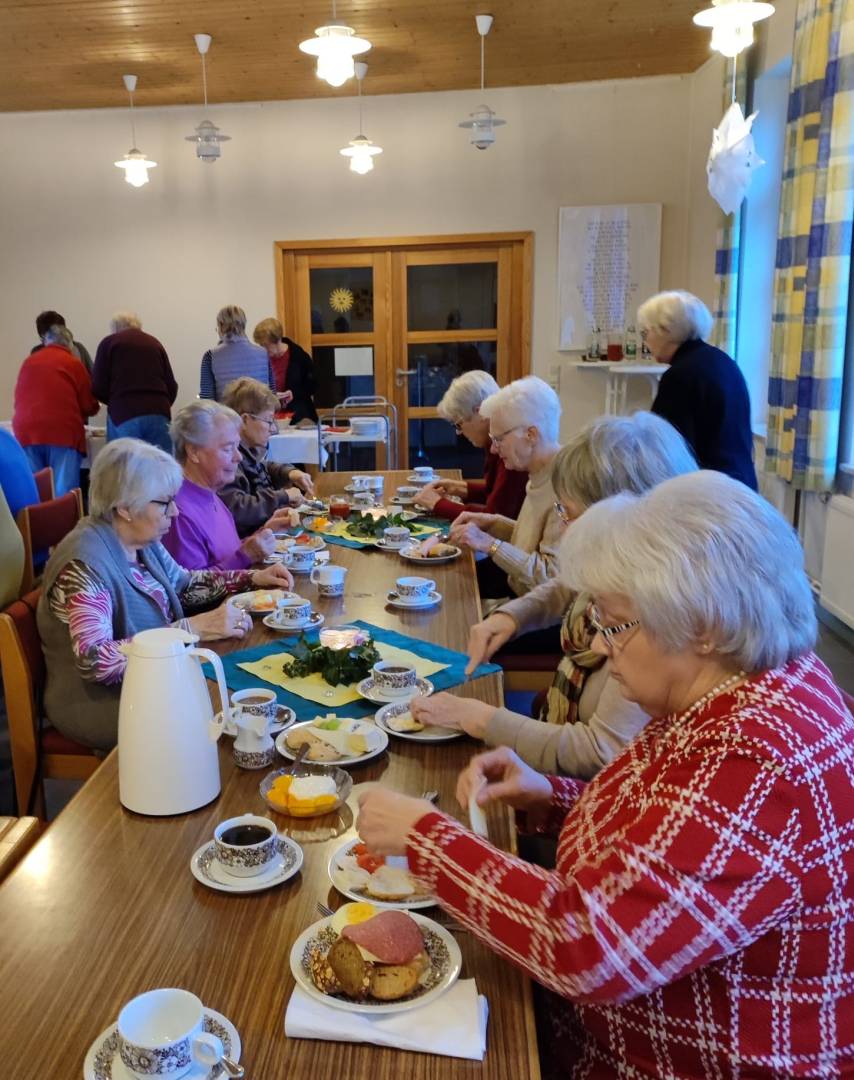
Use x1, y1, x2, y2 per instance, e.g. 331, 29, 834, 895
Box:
23, 445, 82, 497
107, 414, 172, 454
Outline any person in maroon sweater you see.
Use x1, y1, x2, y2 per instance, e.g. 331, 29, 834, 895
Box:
414, 370, 528, 520
92, 311, 178, 454
13, 324, 100, 496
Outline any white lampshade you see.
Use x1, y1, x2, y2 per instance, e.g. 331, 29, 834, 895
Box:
693, 1, 775, 58
299, 24, 371, 87
185, 119, 231, 162
114, 149, 157, 187
340, 134, 382, 174
459, 105, 506, 150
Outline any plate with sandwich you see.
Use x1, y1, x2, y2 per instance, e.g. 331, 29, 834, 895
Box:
328, 840, 436, 910
398, 537, 461, 564
290, 904, 461, 1014
374, 700, 464, 743
231, 588, 294, 615
276, 716, 388, 766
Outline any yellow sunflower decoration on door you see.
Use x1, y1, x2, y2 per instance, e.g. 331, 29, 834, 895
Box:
329, 287, 354, 314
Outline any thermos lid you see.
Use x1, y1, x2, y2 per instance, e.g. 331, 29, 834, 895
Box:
127, 627, 199, 658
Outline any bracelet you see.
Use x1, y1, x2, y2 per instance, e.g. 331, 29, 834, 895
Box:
488, 539, 502, 559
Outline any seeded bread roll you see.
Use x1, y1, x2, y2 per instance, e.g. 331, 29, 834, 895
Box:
369, 961, 421, 1000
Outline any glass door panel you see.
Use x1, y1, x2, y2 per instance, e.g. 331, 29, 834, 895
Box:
309, 267, 374, 333
407, 262, 498, 331
405, 341, 497, 408
408, 418, 485, 476
312, 346, 375, 408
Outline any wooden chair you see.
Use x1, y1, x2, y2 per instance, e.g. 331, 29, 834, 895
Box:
496, 650, 561, 693
0, 589, 99, 818
15, 488, 83, 593
33, 467, 55, 502
0, 817, 40, 883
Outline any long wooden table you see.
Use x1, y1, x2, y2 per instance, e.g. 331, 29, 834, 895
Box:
0, 471, 540, 1079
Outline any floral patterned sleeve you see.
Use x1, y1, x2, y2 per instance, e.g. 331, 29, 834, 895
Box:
48, 561, 132, 685
152, 542, 254, 611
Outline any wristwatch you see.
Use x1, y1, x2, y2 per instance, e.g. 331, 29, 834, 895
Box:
488, 539, 502, 559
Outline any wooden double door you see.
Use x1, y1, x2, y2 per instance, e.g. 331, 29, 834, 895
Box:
274, 232, 532, 470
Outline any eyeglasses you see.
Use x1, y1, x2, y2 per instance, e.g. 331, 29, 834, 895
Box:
489, 424, 525, 446
589, 604, 640, 655
554, 501, 573, 525
249, 413, 278, 433
640, 328, 649, 341
150, 497, 177, 515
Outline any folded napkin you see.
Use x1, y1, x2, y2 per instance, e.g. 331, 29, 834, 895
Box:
285, 979, 488, 1060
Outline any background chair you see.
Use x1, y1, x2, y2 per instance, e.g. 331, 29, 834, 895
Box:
15, 488, 82, 594
0, 589, 99, 818
32, 467, 55, 502
0, 816, 40, 883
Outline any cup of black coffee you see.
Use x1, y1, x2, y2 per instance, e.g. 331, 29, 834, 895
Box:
372, 660, 418, 697
213, 813, 278, 877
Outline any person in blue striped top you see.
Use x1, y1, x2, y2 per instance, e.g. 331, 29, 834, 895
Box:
199, 305, 275, 402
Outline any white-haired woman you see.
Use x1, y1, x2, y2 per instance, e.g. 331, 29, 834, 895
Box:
413, 412, 698, 778
163, 401, 296, 571
357, 471, 853, 1079
449, 375, 564, 600
92, 311, 177, 453
199, 305, 274, 402
640, 289, 757, 489
36, 439, 293, 750
413, 370, 529, 522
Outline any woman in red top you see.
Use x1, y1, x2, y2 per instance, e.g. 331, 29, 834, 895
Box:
13, 324, 100, 496
413, 370, 528, 521
357, 472, 854, 1079
252, 317, 318, 424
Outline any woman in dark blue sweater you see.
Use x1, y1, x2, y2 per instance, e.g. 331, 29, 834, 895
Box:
639, 290, 758, 490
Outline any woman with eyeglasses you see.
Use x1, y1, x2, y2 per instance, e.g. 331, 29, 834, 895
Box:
449, 376, 564, 600
412, 413, 698, 779
218, 377, 313, 537
357, 471, 852, 1079
411, 370, 528, 521
36, 438, 293, 750
163, 400, 295, 571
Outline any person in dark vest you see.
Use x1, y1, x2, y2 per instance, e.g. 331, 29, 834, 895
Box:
640, 290, 758, 490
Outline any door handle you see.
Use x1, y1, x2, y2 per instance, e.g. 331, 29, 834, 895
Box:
395, 367, 418, 388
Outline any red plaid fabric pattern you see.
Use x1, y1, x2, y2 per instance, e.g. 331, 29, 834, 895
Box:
408, 653, 854, 1077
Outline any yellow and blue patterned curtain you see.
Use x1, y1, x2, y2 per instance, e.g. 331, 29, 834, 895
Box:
766, 0, 854, 490
711, 60, 748, 357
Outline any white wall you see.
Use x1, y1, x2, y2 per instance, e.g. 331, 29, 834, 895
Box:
0, 74, 710, 438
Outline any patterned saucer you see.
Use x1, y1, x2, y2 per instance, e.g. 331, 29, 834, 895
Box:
262, 612, 325, 633
83, 1009, 240, 1080
190, 836, 303, 894
356, 676, 434, 705
386, 590, 442, 610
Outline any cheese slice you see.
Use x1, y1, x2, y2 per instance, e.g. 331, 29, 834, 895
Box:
307, 720, 381, 757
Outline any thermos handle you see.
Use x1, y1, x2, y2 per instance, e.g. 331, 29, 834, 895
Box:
190, 647, 230, 742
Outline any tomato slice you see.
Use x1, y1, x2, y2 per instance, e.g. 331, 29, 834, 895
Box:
356, 853, 385, 873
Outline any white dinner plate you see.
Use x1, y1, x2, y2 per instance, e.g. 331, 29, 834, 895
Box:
356, 676, 434, 705
262, 612, 325, 633
328, 838, 436, 910
190, 837, 304, 894
276, 720, 389, 767
231, 588, 295, 614
374, 699, 463, 743
289, 912, 461, 1014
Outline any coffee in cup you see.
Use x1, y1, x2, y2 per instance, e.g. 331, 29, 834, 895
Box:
231, 687, 278, 726
395, 576, 436, 604
275, 596, 312, 626
213, 813, 278, 877
372, 660, 418, 697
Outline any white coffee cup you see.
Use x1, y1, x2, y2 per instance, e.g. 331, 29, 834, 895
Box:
284, 546, 318, 571
310, 563, 348, 597
231, 687, 278, 726
383, 525, 411, 549
395, 576, 436, 604
275, 596, 312, 626
118, 988, 223, 1079
395, 486, 419, 503
351, 475, 372, 489
413, 466, 434, 481
352, 490, 374, 507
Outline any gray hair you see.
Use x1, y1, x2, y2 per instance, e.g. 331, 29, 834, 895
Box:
437, 370, 501, 424
636, 290, 714, 345
42, 324, 75, 348
560, 471, 817, 672
171, 400, 240, 465
552, 412, 697, 509
89, 438, 182, 522
110, 311, 142, 333
480, 376, 562, 445
216, 305, 247, 338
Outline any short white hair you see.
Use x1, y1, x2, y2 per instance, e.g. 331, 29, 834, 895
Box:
110, 311, 142, 333
89, 438, 182, 522
171, 400, 240, 464
480, 376, 561, 445
437, 370, 500, 424
560, 471, 817, 672
636, 291, 713, 345
552, 412, 697, 509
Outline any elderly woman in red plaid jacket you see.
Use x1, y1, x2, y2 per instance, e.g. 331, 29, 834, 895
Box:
358, 471, 854, 1079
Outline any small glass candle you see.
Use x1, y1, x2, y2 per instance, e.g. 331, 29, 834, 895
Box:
319, 625, 367, 651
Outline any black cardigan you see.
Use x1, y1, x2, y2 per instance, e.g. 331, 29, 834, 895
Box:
651, 338, 758, 490
282, 337, 318, 424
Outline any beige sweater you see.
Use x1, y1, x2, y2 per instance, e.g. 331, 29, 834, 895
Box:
487, 463, 564, 596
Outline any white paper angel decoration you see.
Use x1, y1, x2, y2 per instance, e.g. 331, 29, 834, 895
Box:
707, 102, 765, 215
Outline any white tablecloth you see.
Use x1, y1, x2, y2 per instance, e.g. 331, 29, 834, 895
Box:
267, 429, 324, 466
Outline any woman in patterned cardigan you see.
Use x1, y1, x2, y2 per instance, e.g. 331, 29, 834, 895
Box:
358, 471, 853, 1078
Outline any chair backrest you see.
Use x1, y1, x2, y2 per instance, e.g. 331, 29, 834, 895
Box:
15, 488, 82, 593
0, 590, 43, 814
33, 467, 55, 502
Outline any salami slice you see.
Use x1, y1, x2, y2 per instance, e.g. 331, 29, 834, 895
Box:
341, 909, 424, 964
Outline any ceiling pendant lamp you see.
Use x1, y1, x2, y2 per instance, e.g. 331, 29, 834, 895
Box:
458, 14, 506, 150
693, 0, 775, 57
114, 75, 157, 187
340, 62, 383, 174
299, 0, 371, 88
185, 33, 231, 162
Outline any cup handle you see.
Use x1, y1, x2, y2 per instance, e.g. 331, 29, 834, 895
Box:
427, 580, 436, 592
192, 1032, 224, 1069
310, 567, 320, 584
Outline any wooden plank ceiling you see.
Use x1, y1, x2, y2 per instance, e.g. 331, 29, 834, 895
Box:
1, 1, 713, 113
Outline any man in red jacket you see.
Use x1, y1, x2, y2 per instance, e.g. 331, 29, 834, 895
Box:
13, 324, 100, 496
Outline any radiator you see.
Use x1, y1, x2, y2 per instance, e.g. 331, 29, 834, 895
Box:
819, 495, 854, 629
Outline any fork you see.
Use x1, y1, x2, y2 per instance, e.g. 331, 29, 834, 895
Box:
421, 790, 439, 805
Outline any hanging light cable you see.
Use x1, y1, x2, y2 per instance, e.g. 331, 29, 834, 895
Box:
299, 0, 371, 88
458, 14, 506, 150
339, 61, 383, 174
184, 34, 231, 162
693, 0, 775, 58
114, 75, 157, 188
